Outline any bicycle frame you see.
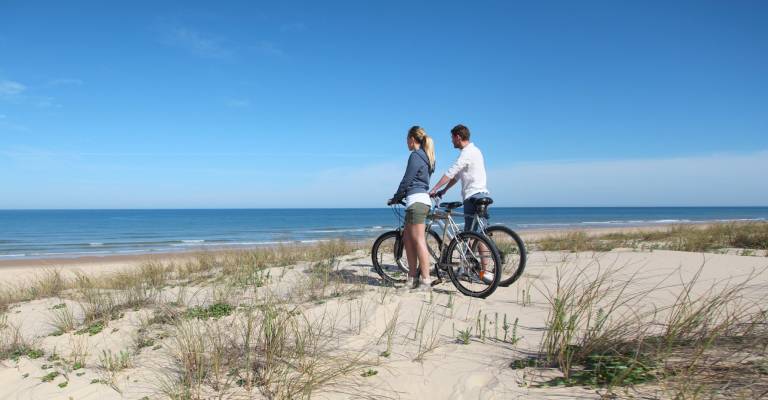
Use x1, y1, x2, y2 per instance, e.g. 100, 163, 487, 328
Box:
426, 198, 485, 269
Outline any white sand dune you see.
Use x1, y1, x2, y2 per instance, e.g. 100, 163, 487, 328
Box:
1, 245, 767, 399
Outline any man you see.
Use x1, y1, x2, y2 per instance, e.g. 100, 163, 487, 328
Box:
429, 124, 490, 231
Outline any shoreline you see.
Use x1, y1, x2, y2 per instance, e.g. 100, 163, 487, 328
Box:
0, 221, 735, 270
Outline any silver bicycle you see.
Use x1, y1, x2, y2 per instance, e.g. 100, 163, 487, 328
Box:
371, 198, 503, 298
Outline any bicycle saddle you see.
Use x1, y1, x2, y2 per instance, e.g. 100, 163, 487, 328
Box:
473, 197, 493, 206
440, 202, 463, 210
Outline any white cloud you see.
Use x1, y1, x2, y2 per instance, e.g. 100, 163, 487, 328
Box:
3, 148, 765, 208
489, 151, 768, 206
258, 151, 768, 208
0, 80, 25, 96
161, 27, 232, 59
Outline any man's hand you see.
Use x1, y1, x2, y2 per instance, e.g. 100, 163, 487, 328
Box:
429, 188, 446, 198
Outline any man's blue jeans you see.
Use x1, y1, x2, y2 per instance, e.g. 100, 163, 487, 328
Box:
463, 192, 490, 232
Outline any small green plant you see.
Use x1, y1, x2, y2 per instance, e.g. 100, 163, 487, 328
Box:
51, 303, 66, 310
510, 357, 541, 369
457, 327, 472, 345
512, 317, 521, 343
72, 361, 85, 370
58, 381, 68, 388
541, 353, 657, 387
361, 368, 378, 377
26, 348, 44, 359
76, 321, 104, 336
136, 337, 155, 350
185, 303, 233, 319
42, 371, 60, 382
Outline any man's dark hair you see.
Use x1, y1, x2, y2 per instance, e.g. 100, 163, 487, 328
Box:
451, 124, 470, 141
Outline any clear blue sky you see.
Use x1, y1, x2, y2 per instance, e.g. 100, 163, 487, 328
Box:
1, 1, 766, 208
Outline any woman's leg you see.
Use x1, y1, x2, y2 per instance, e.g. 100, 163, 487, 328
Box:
411, 223, 431, 280
402, 226, 418, 279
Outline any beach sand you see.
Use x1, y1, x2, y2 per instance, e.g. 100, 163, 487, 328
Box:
1, 225, 766, 399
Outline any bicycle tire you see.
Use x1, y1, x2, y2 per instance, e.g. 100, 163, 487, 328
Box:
398, 228, 442, 275
371, 230, 408, 285
444, 231, 502, 298
485, 225, 527, 287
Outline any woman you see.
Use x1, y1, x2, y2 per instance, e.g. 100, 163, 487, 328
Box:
388, 126, 436, 290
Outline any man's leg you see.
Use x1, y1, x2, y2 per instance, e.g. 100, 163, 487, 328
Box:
465, 194, 492, 280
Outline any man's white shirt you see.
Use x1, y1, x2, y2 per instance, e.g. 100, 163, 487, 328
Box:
444, 142, 489, 200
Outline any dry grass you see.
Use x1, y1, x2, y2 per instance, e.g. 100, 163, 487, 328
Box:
159, 300, 372, 399
520, 255, 768, 397
0, 313, 36, 360
536, 222, 768, 253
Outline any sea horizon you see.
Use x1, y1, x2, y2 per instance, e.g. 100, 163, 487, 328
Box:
2, 207, 767, 260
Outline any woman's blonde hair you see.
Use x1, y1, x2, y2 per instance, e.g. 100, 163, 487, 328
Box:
408, 125, 435, 172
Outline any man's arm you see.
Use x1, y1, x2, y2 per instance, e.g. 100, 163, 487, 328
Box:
429, 175, 457, 197
430, 151, 468, 196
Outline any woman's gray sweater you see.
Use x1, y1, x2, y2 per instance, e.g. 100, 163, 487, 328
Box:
392, 148, 433, 203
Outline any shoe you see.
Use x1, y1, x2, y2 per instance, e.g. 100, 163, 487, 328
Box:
411, 278, 432, 292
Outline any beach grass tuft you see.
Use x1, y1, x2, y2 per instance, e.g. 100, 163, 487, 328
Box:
536, 222, 768, 253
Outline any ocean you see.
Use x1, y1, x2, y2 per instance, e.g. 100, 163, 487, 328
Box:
1, 207, 767, 259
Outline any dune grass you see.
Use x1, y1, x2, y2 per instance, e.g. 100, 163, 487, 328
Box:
158, 299, 373, 399
535, 222, 768, 253
513, 255, 768, 397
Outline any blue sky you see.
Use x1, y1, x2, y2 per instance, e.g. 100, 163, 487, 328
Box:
1, 0, 766, 208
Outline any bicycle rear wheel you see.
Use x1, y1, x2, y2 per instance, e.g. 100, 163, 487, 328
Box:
485, 225, 527, 287
371, 231, 408, 285
444, 231, 501, 298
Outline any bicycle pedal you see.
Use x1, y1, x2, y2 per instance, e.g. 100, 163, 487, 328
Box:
430, 278, 443, 286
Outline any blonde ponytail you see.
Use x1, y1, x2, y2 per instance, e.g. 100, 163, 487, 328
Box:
422, 135, 435, 173
408, 125, 436, 173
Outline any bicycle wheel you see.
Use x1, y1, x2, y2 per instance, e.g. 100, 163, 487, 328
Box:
399, 228, 442, 276
426, 228, 443, 268
486, 225, 527, 287
371, 231, 408, 285
444, 231, 502, 298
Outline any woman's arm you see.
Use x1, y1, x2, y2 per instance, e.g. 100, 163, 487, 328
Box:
391, 152, 421, 203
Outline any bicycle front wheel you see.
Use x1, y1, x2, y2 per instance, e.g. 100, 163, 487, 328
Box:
486, 225, 527, 287
444, 232, 502, 298
371, 231, 408, 285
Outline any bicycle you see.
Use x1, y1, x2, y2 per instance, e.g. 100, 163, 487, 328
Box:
456, 197, 528, 287
372, 197, 527, 288
370, 201, 442, 286
372, 199, 503, 298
